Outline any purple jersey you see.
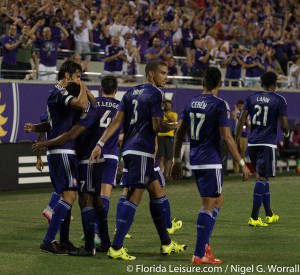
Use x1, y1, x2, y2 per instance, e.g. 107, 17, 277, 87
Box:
244, 91, 287, 146
181, 94, 230, 167
225, 55, 243, 79
96, 96, 121, 156
194, 48, 210, 71
47, 85, 78, 150
244, 55, 264, 77
75, 103, 101, 160
35, 37, 61, 67
2, 35, 19, 65
104, 45, 124, 72
118, 83, 164, 156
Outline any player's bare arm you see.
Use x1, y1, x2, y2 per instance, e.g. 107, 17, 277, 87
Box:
89, 111, 125, 163
171, 120, 188, 180
32, 125, 86, 153
24, 121, 50, 133
220, 126, 251, 181
235, 109, 249, 144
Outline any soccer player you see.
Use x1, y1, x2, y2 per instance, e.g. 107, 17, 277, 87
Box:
235, 71, 289, 227
33, 80, 118, 256
89, 61, 186, 260
38, 60, 91, 255
171, 67, 251, 264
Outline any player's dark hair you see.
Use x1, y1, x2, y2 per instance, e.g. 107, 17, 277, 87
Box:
145, 61, 167, 76
66, 82, 80, 97
261, 71, 277, 89
165, 99, 173, 105
237, 100, 244, 105
57, 60, 82, 80
101, 75, 118, 95
203, 67, 222, 91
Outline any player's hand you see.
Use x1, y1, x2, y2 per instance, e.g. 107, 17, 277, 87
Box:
171, 162, 182, 181
241, 164, 251, 182
36, 158, 44, 172
89, 145, 102, 165
32, 142, 47, 153
24, 123, 34, 133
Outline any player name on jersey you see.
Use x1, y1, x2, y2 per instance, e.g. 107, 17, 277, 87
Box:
257, 96, 270, 103
132, 89, 144, 95
97, 101, 119, 109
191, 101, 207, 109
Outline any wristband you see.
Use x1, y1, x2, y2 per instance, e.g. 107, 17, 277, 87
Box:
97, 140, 105, 148
283, 130, 290, 138
239, 159, 245, 167
172, 157, 181, 163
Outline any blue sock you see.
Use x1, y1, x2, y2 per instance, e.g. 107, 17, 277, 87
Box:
162, 196, 172, 229
81, 207, 95, 251
116, 195, 126, 228
207, 207, 219, 245
59, 209, 71, 244
251, 180, 266, 220
194, 210, 213, 258
113, 200, 136, 247
263, 182, 273, 216
95, 206, 110, 246
101, 195, 110, 215
150, 196, 170, 244
43, 200, 71, 244
48, 191, 60, 209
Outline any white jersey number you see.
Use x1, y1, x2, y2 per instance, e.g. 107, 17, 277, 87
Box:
190, 112, 205, 140
130, 99, 138, 125
252, 105, 269, 126
100, 110, 112, 128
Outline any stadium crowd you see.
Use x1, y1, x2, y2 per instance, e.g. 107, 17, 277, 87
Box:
0, 0, 300, 86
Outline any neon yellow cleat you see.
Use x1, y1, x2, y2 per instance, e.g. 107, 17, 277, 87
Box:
114, 228, 132, 239
167, 218, 183, 235
248, 217, 268, 227
161, 240, 187, 255
265, 214, 279, 224
172, 218, 183, 230
107, 247, 136, 260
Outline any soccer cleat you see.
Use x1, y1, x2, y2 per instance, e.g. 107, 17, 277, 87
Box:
167, 218, 183, 235
205, 245, 215, 259
161, 240, 187, 255
172, 218, 183, 230
59, 242, 78, 253
81, 234, 101, 247
40, 240, 68, 255
107, 247, 136, 260
265, 214, 279, 224
248, 217, 268, 227
68, 247, 95, 256
42, 206, 53, 223
192, 255, 222, 264
167, 226, 175, 235
96, 243, 110, 253
114, 228, 132, 239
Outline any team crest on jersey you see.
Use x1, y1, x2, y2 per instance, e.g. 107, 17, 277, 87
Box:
60, 89, 69, 96
80, 112, 87, 119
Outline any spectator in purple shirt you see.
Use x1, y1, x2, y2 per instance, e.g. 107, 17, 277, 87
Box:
145, 37, 169, 63
1, 24, 22, 79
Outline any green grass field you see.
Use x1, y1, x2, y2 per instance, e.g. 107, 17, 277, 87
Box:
0, 173, 299, 275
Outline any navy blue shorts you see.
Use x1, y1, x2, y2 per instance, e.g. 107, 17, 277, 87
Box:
78, 158, 104, 194
102, 156, 118, 187
47, 150, 79, 194
121, 154, 157, 188
193, 168, 223, 197
248, 146, 276, 178
120, 166, 164, 188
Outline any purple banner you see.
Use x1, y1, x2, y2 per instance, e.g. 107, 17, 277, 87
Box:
0, 83, 299, 143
